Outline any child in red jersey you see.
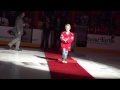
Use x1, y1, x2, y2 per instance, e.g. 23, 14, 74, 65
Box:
60, 24, 74, 63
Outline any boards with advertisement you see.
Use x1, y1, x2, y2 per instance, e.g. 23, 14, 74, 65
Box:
87, 34, 120, 50
0, 26, 32, 43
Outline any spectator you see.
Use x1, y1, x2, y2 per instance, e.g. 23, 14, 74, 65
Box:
7, 11, 16, 27
53, 17, 63, 48
41, 17, 51, 48
0, 12, 9, 26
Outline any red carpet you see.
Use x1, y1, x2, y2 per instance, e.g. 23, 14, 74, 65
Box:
44, 49, 94, 79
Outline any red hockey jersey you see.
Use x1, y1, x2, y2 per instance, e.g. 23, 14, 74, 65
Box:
60, 31, 74, 51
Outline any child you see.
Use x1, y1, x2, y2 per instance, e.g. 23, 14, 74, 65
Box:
60, 24, 74, 63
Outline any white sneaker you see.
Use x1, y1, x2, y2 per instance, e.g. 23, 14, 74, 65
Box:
62, 60, 67, 63
62, 60, 65, 63
64, 61, 67, 63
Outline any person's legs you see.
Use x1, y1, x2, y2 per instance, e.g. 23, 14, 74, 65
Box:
41, 32, 46, 48
55, 32, 61, 48
15, 36, 22, 51
62, 48, 68, 63
8, 36, 19, 49
57, 33, 61, 48
45, 33, 50, 48
53, 33, 57, 48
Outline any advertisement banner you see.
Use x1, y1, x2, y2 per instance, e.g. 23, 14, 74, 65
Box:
0, 26, 15, 41
21, 28, 32, 43
87, 34, 120, 50
32, 29, 43, 44
0, 26, 32, 43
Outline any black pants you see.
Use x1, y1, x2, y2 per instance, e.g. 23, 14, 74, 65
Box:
41, 32, 50, 48
53, 32, 61, 48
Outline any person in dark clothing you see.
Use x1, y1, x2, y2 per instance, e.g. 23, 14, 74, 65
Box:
41, 17, 51, 48
53, 18, 63, 48
0, 12, 9, 26
7, 11, 17, 27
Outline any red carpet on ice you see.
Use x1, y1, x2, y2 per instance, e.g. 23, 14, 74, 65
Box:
44, 49, 94, 79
